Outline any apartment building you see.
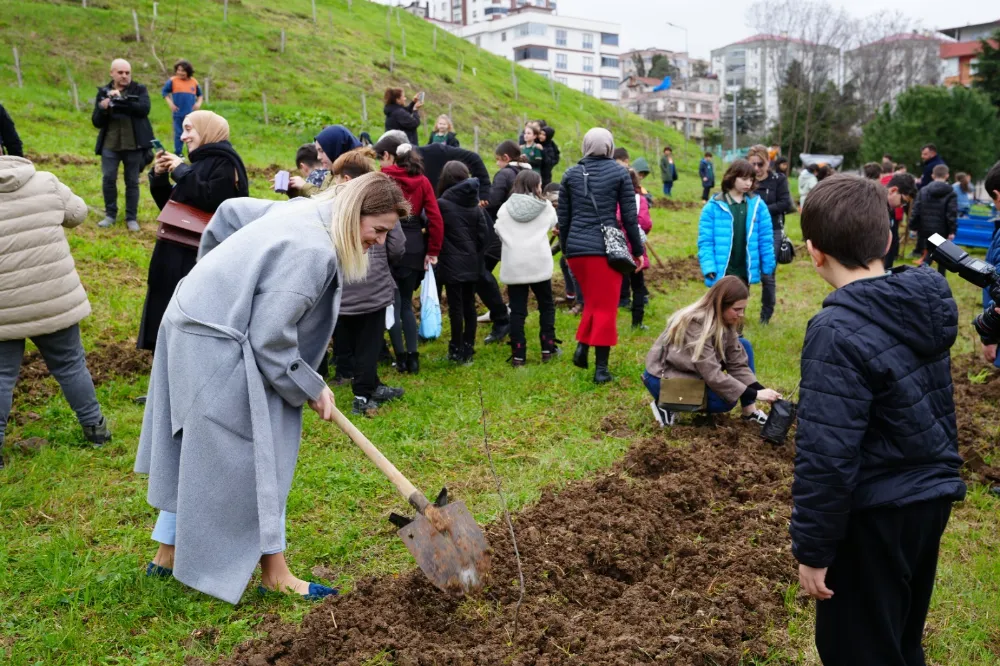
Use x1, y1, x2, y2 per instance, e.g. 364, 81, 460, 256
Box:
618, 75, 720, 140
939, 19, 1000, 87
452, 6, 622, 101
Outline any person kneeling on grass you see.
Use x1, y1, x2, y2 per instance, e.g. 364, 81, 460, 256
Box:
641, 276, 781, 427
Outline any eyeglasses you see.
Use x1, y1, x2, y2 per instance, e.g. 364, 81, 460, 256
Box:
749, 160, 766, 167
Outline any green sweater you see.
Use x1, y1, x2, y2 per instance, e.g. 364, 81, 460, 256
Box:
724, 194, 749, 283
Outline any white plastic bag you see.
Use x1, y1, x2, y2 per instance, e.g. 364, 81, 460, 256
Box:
418, 266, 442, 340
385, 304, 395, 330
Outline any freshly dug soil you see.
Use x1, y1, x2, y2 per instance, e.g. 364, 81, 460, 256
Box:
650, 198, 701, 211
216, 419, 799, 666
950, 353, 1000, 484
644, 255, 703, 288
12, 341, 150, 405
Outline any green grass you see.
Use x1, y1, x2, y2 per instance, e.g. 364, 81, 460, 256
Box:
2, 1, 1000, 664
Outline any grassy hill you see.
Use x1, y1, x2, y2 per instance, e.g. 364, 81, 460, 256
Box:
0, 0, 703, 190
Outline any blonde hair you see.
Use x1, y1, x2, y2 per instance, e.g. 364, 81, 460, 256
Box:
664, 277, 749, 362
747, 144, 770, 166
331, 146, 377, 182
435, 114, 454, 133
327, 172, 411, 283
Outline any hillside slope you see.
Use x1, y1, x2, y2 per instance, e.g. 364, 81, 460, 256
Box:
0, 0, 702, 187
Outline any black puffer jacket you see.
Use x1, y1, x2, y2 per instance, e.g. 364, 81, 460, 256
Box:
383, 102, 421, 145
436, 177, 488, 284
539, 125, 561, 187
419, 144, 491, 202
557, 156, 641, 258
911, 180, 958, 238
754, 170, 793, 231
149, 141, 249, 213
791, 266, 966, 569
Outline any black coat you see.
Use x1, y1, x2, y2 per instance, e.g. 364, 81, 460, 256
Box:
0, 103, 23, 157
918, 154, 946, 189
557, 156, 641, 259
383, 102, 421, 145
435, 178, 488, 284
138, 141, 249, 352
539, 126, 561, 187
426, 131, 460, 148
911, 180, 958, 238
91, 80, 155, 154
791, 267, 966, 569
418, 143, 490, 201
754, 171, 793, 230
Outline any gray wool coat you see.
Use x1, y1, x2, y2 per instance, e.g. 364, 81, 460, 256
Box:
135, 197, 341, 604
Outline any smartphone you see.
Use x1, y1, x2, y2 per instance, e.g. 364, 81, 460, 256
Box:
274, 170, 290, 194
150, 138, 165, 154
417, 91, 426, 104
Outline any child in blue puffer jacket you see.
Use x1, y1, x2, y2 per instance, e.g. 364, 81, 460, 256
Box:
697, 159, 775, 289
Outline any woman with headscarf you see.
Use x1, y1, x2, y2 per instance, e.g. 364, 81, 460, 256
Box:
136, 173, 411, 604
137, 110, 248, 353
557, 128, 643, 384
289, 125, 362, 198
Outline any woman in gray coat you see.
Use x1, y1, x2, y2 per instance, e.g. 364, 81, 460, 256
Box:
134, 173, 410, 603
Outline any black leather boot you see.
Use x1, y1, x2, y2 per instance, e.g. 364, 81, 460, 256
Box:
407, 351, 420, 374
509, 342, 526, 367
594, 365, 614, 384
572, 342, 589, 369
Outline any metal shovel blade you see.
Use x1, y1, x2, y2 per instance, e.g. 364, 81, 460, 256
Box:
396, 501, 492, 597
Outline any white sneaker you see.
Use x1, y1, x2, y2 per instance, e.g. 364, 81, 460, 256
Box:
98, 216, 116, 228
742, 409, 768, 425
650, 401, 675, 427
477, 311, 492, 323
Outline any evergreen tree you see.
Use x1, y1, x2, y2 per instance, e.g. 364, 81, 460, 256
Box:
972, 29, 1000, 113
649, 54, 679, 81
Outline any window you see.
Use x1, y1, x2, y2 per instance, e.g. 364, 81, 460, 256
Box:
583, 80, 594, 95
601, 56, 619, 69
583, 56, 594, 73
556, 53, 568, 70
501, 31, 507, 42
516, 23, 547, 37
601, 78, 618, 90
472, 10, 477, 17
556, 75, 568, 85
601, 33, 619, 46
556, 29, 567, 46
515, 46, 549, 61
582, 33, 593, 49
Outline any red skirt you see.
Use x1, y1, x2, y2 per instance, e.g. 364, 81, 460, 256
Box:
568, 256, 623, 347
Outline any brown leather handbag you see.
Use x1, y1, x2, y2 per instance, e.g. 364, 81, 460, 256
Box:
156, 200, 212, 249
658, 377, 708, 412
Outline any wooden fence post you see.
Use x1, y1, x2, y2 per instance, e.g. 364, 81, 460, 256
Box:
67, 68, 80, 111
402, 27, 406, 58
82, 0, 86, 7
153, 2, 158, 18
448, 102, 453, 121
474, 126, 480, 154
280, 28, 285, 53
348, 0, 352, 13
385, 8, 390, 38
311, 0, 316, 23
433, 26, 437, 51
132, 9, 141, 42
204, 76, 210, 103
457, 56, 463, 84
224, 0, 228, 22
262, 92, 269, 125
13, 47, 22, 88
396, 6, 401, 26
512, 74, 518, 101
390, 46, 395, 73
361, 92, 368, 123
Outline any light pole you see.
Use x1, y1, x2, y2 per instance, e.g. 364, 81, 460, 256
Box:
665, 22, 690, 141
729, 87, 739, 153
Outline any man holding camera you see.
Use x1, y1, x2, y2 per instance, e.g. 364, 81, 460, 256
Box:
92, 58, 154, 232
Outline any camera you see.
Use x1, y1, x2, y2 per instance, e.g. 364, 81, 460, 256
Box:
109, 94, 138, 109
927, 233, 1000, 344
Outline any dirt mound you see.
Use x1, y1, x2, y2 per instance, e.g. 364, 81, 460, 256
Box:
951, 353, 1000, 484
650, 198, 701, 211
215, 419, 798, 666
645, 255, 703, 287
12, 341, 150, 405
24, 151, 98, 166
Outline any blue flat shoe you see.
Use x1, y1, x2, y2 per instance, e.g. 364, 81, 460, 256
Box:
146, 562, 173, 578
257, 583, 339, 601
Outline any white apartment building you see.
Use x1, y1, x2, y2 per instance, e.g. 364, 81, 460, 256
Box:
370, 0, 555, 26
710, 34, 841, 127
452, 7, 622, 101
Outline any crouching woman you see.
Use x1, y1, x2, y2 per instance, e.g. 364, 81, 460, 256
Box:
642, 276, 781, 426
134, 172, 409, 604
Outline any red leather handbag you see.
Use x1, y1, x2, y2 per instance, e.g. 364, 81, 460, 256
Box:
156, 200, 212, 249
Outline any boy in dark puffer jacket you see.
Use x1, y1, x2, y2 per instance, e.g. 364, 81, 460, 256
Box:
793, 174, 966, 665
911, 163, 958, 274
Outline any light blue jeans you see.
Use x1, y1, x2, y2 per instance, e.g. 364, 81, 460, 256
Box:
152, 509, 287, 555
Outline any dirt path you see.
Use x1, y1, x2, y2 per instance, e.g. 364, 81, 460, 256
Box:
215, 419, 799, 666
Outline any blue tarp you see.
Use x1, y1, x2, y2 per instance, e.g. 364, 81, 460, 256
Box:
652, 76, 671, 92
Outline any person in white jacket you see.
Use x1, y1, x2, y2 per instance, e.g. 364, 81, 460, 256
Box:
494, 169, 560, 366
0, 156, 112, 469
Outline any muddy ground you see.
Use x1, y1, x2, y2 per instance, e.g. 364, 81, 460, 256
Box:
215, 419, 799, 666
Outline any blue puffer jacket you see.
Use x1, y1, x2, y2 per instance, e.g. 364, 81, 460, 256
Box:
697, 193, 775, 286
557, 156, 642, 258
791, 266, 966, 569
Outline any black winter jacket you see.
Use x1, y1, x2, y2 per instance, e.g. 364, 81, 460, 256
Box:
754, 171, 793, 231
540, 126, 561, 186
791, 267, 966, 569
0, 103, 23, 157
918, 154, 946, 189
418, 144, 490, 202
435, 178, 489, 284
149, 141, 249, 213
383, 102, 421, 145
557, 156, 641, 259
92, 80, 155, 154
911, 180, 958, 238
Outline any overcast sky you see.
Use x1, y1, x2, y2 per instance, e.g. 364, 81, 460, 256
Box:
561, 0, 997, 58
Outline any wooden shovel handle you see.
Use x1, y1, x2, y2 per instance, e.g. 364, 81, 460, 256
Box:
331, 406, 431, 513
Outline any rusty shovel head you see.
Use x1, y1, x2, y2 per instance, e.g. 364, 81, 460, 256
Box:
396, 500, 492, 597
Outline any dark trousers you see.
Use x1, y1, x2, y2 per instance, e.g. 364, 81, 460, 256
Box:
476, 257, 508, 324
389, 268, 420, 354
760, 231, 781, 321
560, 256, 581, 302
884, 227, 900, 270
171, 114, 186, 155
445, 281, 478, 348
815, 499, 952, 666
629, 270, 647, 324
508, 280, 555, 346
100, 148, 144, 221
701, 185, 712, 201
333, 309, 385, 399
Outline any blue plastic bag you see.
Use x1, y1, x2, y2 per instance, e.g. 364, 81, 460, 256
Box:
418, 266, 442, 340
